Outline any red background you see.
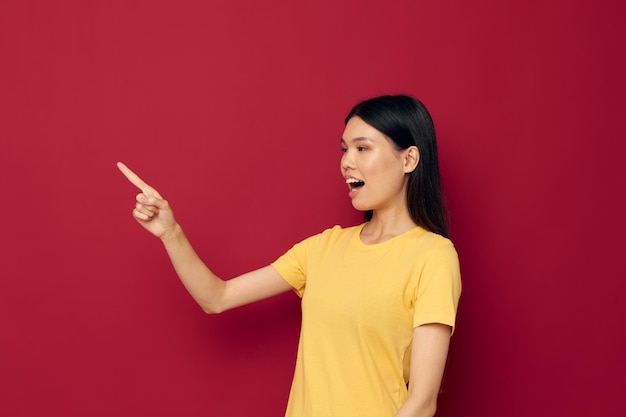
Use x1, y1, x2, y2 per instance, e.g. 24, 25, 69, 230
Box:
1, 1, 624, 416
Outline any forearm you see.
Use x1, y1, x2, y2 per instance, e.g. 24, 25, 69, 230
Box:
118, 163, 291, 313
160, 223, 227, 313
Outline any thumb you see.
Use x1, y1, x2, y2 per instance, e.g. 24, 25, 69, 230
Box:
137, 194, 170, 211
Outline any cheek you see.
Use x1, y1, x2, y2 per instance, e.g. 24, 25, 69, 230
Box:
376, 159, 407, 187
371, 154, 399, 174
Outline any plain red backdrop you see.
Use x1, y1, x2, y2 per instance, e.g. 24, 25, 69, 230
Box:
1, 1, 624, 416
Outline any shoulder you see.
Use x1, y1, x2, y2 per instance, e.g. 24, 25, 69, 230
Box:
402, 228, 459, 265
407, 227, 456, 250
306, 224, 361, 243
283, 224, 362, 252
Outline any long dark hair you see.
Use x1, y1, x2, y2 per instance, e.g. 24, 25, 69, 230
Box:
345, 95, 449, 238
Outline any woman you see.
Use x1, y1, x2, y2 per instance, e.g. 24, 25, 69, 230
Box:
118, 95, 461, 417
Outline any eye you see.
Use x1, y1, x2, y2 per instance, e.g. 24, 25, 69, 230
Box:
356, 146, 367, 152
340, 147, 348, 153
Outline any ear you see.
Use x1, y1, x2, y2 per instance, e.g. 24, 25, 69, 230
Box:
403, 146, 419, 173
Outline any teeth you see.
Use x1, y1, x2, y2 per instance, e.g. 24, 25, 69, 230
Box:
346, 178, 363, 184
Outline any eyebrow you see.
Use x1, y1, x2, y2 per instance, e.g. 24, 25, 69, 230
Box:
340, 137, 374, 144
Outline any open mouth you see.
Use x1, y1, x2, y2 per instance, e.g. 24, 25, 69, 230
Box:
346, 178, 365, 190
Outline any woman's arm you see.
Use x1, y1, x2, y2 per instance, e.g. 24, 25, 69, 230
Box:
117, 162, 293, 313
394, 323, 452, 417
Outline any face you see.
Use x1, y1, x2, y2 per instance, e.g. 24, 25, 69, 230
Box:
340, 116, 418, 214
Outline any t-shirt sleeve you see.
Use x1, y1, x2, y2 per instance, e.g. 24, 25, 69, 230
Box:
271, 238, 310, 297
413, 239, 462, 334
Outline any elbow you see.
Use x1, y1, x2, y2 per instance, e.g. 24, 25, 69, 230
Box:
420, 395, 438, 417
413, 400, 437, 417
404, 393, 438, 417
196, 281, 231, 314
201, 307, 219, 315
200, 303, 225, 315
196, 286, 229, 314
198, 297, 228, 314
425, 402, 437, 417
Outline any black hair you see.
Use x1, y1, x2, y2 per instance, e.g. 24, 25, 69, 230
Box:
345, 95, 449, 238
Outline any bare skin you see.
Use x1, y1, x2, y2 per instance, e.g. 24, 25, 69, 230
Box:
338, 117, 451, 416
118, 119, 452, 417
340, 116, 420, 244
117, 162, 292, 313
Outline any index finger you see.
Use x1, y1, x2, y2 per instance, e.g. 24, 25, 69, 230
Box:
116, 161, 157, 195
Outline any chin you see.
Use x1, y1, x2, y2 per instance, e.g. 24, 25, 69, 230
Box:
351, 201, 372, 212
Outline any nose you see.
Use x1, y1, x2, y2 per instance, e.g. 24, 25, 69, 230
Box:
341, 150, 355, 173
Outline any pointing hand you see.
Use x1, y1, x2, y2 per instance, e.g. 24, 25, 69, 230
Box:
117, 162, 177, 239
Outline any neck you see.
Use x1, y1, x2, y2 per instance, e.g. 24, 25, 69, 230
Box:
360, 206, 417, 245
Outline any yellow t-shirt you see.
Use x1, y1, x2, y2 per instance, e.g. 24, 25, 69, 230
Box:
271, 224, 461, 417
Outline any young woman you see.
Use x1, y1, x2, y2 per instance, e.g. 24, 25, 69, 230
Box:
118, 95, 461, 417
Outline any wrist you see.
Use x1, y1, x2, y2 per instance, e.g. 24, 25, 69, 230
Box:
160, 223, 183, 243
